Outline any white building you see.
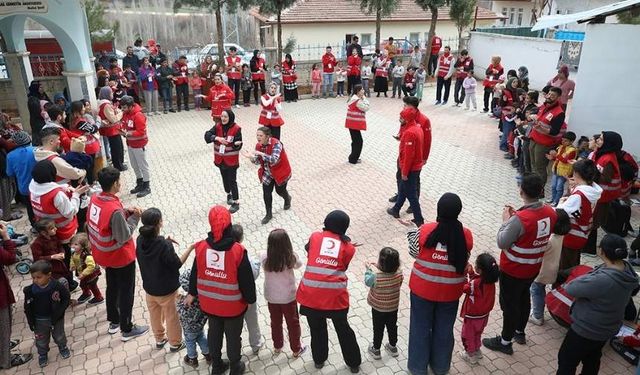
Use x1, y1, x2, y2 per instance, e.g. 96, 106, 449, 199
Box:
478, 0, 538, 26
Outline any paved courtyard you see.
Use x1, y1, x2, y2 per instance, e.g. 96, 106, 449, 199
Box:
5, 85, 638, 375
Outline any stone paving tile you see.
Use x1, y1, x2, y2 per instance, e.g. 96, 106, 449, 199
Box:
4, 85, 639, 374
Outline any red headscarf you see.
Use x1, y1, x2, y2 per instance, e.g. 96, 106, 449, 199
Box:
208, 205, 231, 241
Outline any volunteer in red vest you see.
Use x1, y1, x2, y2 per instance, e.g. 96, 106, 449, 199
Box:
119, 96, 151, 198
321, 46, 337, 98
185, 205, 256, 375
296, 210, 362, 373
346, 48, 362, 96
483, 174, 557, 355
582, 131, 624, 255
87, 166, 148, 341
453, 49, 474, 106
482, 56, 504, 113
172, 55, 190, 111
407, 193, 473, 375
197, 74, 235, 122
282, 54, 299, 102
205, 109, 243, 214
259, 83, 285, 140
387, 107, 424, 226
68, 100, 100, 183
250, 49, 267, 105
374, 53, 390, 97
545, 264, 593, 328
345, 84, 369, 164
427, 34, 442, 77
242, 127, 292, 225
97, 86, 126, 171
556, 159, 602, 270
434, 46, 455, 105
226, 46, 242, 108
34, 127, 86, 185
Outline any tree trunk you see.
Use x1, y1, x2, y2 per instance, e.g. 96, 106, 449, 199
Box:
425, 5, 438, 65
215, 4, 225, 68
277, 8, 283, 62
375, 6, 381, 48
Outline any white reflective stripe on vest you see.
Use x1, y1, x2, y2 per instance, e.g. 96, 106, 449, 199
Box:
88, 238, 122, 252
568, 229, 588, 239
301, 277, 347, 289
214, 149, 240, 156
127, 135, 147, 141
510, 244, 546, 255
32, 208, 63, 219
601, 184, 621, 191
197, 288, 242, 301
411, 268, 465, 284
197, 278, 240, 291
550, 288, 573, 307
87, 225, 116, 243
504, 250, 543, 265
414, 258, 457, 273
53, 216, 74, 228
305, 266, 346, 277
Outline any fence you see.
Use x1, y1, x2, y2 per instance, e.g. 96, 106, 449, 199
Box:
29, 54, 65, 77
475, 26, 544, 38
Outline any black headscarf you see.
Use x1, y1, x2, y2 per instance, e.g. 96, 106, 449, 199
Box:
595, 131, 623, 161
425, 193, 469, 274
32, 160, 57, 184
323, 210, 350, 242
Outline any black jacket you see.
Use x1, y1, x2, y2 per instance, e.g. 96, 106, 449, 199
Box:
136, 235, 182, 296
204, 123, 243, 168
23, 279, 70, 330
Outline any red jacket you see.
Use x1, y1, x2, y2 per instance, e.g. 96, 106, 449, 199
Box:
416, 111, 432, 163
0, 240, 17, 309
206, 84, 235, 118
322, 53, 337, 73
482, 64, 504, 88
173, 62, 189, 85
30, 235, 69, 280
68, 118, 100, 155
430, 36, 442, 55
403, 72, 416, 87
347, 55, 362, 76
460, 275, 496, 319
122, 104, 148, 148
398, 124, 424, 176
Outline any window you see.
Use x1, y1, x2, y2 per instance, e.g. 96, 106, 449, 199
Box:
517, 8, 524, 26
509, 7, 515, 25
409, 32, 420, 45
361, 33, 372, 46
502, 7, 508, 25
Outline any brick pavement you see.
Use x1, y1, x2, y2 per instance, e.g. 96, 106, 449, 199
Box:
4, 86, 637, 374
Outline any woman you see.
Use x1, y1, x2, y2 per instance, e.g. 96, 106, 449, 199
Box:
68, 101, 100, 183
408, 193, 473, 375
346, 48, 362, 96
250, 49, 267, 105
28, 96, 46, 146
499, 77, 520, 153
259, 83, 285, 140
241, 127, 292, 225
97, 86, 126, 171
546, 65, 575, 110
345, 84, 369, 164
138, 57, 160, 116
296, 210, 362, 373
27, 80, 51, 102
374, 53, 390, 97
281, 54, 298, 102
204, 109, 243, 213
200, 56, 217, 109
482, 56, 504, 113
557, 234, 638, 374
197, 74, 235, 122
517, 66, 529, 92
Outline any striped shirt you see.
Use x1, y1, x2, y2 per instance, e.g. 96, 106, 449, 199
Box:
365, 269, 403, 312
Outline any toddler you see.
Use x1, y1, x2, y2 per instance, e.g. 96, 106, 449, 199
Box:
336, 62, 346, 97
217, 65, 228, 84
462, 70, 477, 110
189, 71, 203, 110
310, 64, 322, 98
365, 247, 403, 359
30, 219, 75, 291
547, 132, 577, 206
177, 269, 211, 368
69, 233, 103, 305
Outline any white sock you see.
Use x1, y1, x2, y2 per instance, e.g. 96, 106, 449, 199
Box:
501, 337, 511, 346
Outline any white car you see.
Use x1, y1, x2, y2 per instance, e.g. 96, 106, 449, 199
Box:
198, 43, 255, 67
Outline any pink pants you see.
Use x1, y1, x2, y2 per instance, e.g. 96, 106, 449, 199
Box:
461, 316, 489, 354
311, 82, 321, 96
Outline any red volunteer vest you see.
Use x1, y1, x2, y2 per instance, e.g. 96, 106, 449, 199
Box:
69, 119, 100, 155
375, 61, 389, 78
563, 190, 594, 251
30, 187, 78, 243
123, 111, 148, 148
596, 153, 622, 203
251, 58, 266, 81
45, 154, 71, 185
226, 56, 242, 80
620, 151, 638, 199
259, 95, 285, 126
409, 223, 473, 302
545, 265, 593, 326
430, 37, 442, 55
86, 193, 136, 268
195, 240, 247, 317
482, 64, 503, 88
500, 204, 557, 279
530, 103, 565, 147
456, 57, 473, 79
256, 137, 291, 185
213, 123, 240, 167
296, 231, 352, 310
282, 61, 297, 83
437, 54, 454, 78
98, 102, 120, 137
345, 99, 366, 131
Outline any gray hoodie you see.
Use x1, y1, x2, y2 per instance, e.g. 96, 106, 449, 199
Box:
566, 262, 639, 341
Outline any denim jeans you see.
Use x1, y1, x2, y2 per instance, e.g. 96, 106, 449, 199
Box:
160, 86, 173, 110
500, 120, 515, 151
322, 73, 334, 96
34, 318, 67, 356
392, 170, 424, 225
408, 293, 459, 375
551, 174, 567, 205
184, 329, 209, 359
530, 281, 546, 320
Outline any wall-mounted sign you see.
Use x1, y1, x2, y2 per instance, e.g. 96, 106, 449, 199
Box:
0, 1, 48, 15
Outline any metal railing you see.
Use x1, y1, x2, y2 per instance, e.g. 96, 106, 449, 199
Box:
30, 54, 65, 77
475, 26, 544, 38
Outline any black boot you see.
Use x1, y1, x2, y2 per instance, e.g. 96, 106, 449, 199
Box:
137, 181, 151, 198
261, 212, 273, 225
130, 179, 143, 194
283, 194, 292, 210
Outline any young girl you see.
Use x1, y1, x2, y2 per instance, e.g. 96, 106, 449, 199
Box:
30, 219, 75, 291
260, 228, 306, 357
241, 64, 253, 107
271, 64, 282, 94
69, 233, 103, 305
189, 71, 203, 110
217, 65, 228, 84
365, 247, 403, 359
336, 62, 346, 97
310, 64, 322, 99
458, 253, 500, 364
548, 131, 577, 206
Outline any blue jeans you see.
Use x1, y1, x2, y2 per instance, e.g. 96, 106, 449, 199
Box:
322, 73, 334, 96
160, 86, 172, 110
392, 170, 424, 224
500, 119, 515, 151
184, 329, 209, 359
551, 174, 567, 205
408, 293, 459, 375
530, 281, 546, 320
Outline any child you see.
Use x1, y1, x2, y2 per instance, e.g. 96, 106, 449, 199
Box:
391, 60, 405, 98
189, 71, 203, 111
336, 62, 346, 97
310, 64, 322, 99
458, 253, 500, 364
365, 247, 403, 359
415, 63, 427, 101
271, 64, 282, 94
462, 70, 477, 111
30, 219, 75, 291
260, 228, 306, 356
217, 65, 228, 84
576, 136, 590, 160
231, 224, 265, 354
402, 67, 416, 98
177, 269, 211, 368
24, 260, 71, 368
361, 60, 372, 97
69, 233, 103, 305
547, 131, 577, 206
241, 64, 253, 107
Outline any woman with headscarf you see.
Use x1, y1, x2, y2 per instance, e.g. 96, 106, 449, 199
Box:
296, 210, 362, 373
517, 66, 529, 92
281, 54, 298, 102
186, 205, 256, 375
250, 49, 267, 105
97, 86, 126, 171
546, 65, 575, 110
28, 96, 46, 146
68, 101, 100, 183
499, 77, 520, 154
27, 81, 51, 102
199, 55, 217, 109
407, 193, 473, 375
482, 56, 504, 113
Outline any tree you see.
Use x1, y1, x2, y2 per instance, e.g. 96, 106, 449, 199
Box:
83, 0, 119, 42
359, 0, 398, 48
415, 0, 447, 56
617, 8, 640, 24
255, 0, 296, 62
449, 0, 475, 51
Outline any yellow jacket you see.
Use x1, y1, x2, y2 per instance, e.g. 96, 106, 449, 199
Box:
553, 144, 577, 177
70, 252, 97, 278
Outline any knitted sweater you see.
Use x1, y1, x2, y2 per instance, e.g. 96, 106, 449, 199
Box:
365, 268, 403, 312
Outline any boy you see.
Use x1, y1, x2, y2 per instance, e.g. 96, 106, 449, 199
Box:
178, 268, 211, 368
361, 59, 372, 97
24, 260, 71, 368
415, 64, 427, 102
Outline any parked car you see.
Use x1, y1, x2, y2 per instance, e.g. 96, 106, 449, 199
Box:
170, 46, 202, 70
197, 43, 253, 66
361, 39, 419, 57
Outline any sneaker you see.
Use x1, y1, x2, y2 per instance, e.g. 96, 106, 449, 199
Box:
154, 111, 162, 116
169, 109, 176, 113
107, 323, 120, 335
388, 194, 398, 203
147, 112, 153, 117
156, 338, 168, 349
203, 353, 212, 364
314, 362, 324, 369
434, 100, 441, 105
458, 350, 478, 365
474, 348, 484, 359
87, 297, 104, 306
406, 206, 413, 214
229, 203, 240, 214
513, 332, 527, 345
386, 207, 400, 218
69, 280, 79, 293
293, 344, 308, 358
482, 336, 513, 355
230, 361, 245, 375
59, 347, 71, 359
38, 354, 48, 368
183, 355, 199, 368
170, 342, 186, 352
350, 366, 360, 373
251, 336, 265, 354
442, 101, 448, 105
582, 252, 598, 258
9, 353, 32, 367
529, 314, 544, 326
77, 294, 91, 304
211, 359, 230, 375
121, 324, 149, 342
235, 104, 240, 108
226, 193, 233, 205
9, 339, 20, 349
163, 110, 168, 114
368, 344, 381, 359
384, 343, 399, 357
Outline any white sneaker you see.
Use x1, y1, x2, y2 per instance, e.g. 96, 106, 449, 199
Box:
251, 336, 265, 354
474, 348, 483, 359
458, 350, 478, 365
528, 314, 544, 326
234, 104, 240, 108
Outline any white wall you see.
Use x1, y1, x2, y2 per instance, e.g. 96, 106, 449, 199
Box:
569, 24, 640, 156
468, 31, 562, 89
490, 1, 535, 26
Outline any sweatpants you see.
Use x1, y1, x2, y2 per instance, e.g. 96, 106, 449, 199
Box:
461, 316, 489, 354
529, 141, 553, 191
268, 301, 302, 352
143, 90, 159, 114
244, 303, 263, 350
262, 180, 289, 214
208, 313, 244, 371
34, 318, 67, 356
305, 313, 361, 368
128, 147, 150, 182
499, 272, 535, 342
146, 290, 182, 346
372, 308, 398, 350
348, 129, 363, 164
218, 166, 239, 201
464, 93, 477, 110
557, 328, 606, 375
105, 262, 136, 333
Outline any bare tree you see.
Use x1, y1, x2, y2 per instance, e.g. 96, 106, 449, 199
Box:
359, 0, 398, 47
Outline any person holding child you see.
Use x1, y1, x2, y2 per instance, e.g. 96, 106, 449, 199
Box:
69, 233, 103, 305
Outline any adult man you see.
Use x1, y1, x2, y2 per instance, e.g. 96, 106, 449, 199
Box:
87, 167, 148, 341
435, 46, 455, 105
6, 131, 37, 227
528, 87, 566, 193
122, 46, 140, 74
483, 174, 557, 355
226, 46, 243, 108
321, 46, 337, 98
428, 34, 442, 76
34, 127, 86, 184
453, 49, 474, 106
120, 96, 151, 198
346, 36, 363, 58
42, 105, 70, 152
173, 56, 190, 111
384, 37, 397, 66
